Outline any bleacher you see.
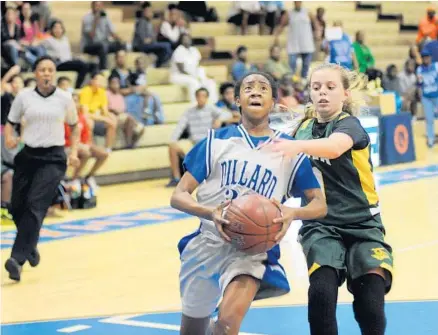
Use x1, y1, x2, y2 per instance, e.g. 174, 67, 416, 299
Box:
19, 1, 429, 184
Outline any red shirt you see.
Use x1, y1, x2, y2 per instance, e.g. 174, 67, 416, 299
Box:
65, 112, 90, 147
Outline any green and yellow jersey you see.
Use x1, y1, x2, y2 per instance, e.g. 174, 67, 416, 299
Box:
295, 112, 380, 226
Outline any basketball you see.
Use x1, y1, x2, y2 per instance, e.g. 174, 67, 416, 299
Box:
223, 193, 282, 255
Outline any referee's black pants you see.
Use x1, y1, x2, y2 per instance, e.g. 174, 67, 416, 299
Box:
10, 145, 67, 265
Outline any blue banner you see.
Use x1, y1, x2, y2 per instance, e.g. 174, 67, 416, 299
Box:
379, 113, 416, 165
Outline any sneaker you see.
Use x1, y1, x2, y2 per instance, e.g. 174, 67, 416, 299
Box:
5, 258, 22, 281
27, 249, 40, 267
86, 176, 99, 192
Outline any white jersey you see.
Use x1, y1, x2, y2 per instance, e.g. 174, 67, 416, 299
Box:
183, 124, 318, 236
178, 124, 320, 318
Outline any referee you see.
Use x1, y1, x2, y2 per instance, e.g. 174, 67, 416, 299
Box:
4, 56, 80, 282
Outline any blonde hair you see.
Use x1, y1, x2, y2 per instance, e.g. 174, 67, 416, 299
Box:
303, 63, 369, 121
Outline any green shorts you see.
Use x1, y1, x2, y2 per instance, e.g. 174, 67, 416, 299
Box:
298, 214, 393, 293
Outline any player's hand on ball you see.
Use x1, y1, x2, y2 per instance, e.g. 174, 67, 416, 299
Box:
211, 200, 231, 242
271, 198, 295, 242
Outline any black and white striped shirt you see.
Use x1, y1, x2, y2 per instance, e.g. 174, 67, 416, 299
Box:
8, 87, 78, 148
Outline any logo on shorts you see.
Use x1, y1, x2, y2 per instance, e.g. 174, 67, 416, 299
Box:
394, 124, 409, 154
371, 248, 390, 261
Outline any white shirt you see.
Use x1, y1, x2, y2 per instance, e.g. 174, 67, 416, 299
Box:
160, 21, 186, 44
170, 45, 202, 76
8, 87, 78, 148
42, 36, 73, 63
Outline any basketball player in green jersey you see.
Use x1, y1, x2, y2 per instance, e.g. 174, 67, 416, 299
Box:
267, 63, 393, 335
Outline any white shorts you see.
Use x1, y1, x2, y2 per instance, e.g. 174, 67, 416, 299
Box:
178, 227, 290, 318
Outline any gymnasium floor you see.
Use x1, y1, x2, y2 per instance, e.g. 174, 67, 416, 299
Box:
1, 151, 438, 334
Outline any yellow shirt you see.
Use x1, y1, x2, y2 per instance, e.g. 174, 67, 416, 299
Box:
79, 86, 108, 115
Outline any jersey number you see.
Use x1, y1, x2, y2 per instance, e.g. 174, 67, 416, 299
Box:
312, 167, 326, 198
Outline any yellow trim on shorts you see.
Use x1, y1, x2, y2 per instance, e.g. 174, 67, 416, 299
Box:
308, 262, 321, 276
380, 262, 393, 274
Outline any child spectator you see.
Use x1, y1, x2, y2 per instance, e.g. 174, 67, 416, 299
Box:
216, 82, 241, 126
79, 72, 117, 151
107, 76, 145, 148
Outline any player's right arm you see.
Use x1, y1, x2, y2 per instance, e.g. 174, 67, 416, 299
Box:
170, 135, 231, 240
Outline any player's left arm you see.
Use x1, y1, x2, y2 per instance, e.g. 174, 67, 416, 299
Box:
272, 117, 369, 159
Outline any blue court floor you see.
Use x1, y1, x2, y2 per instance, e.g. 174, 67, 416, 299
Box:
2, 301, 437, 335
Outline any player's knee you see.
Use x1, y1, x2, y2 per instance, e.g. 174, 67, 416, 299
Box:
352, 274, 386, 334
308, 267, 338, 324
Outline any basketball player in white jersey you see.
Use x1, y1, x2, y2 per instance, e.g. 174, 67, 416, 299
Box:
170, 71, 327, 335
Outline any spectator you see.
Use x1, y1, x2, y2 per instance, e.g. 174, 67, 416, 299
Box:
28, 1, 51, 32
382, 64, 402, 93
1, 65, 21, 93
57, 76, 73, 92
408, 45, 422, 68
216, 82, 239, 113
228, 1, 262, 35
324, 21, 357, 70
18, 3, 46, 61
231, 46, 257, 81
158, 4, 188, 50
1, 166, 13, 220
132, 2, 172, 68
107, 76, 145, 148
416, 7, 438, 47
131, 57, 165, 125
259, 1, 285, 35
216, 82, 241, 126
274, 1, 315, 79
416, 49, 438, 148
264, 45, 292, 81
1, 75, 23, 127
352, 31, 375, 74
1, 7, 24, 67
109, 53, 165, 125
177, 1, 218, 23
65, 93, 108, 193
79, 72, 117, 151
43, 20, 96, 89
1, 74, 23, 219
109, 50, 135, 96
167, 88, 231, 186
312, 7, 326, 61
170, 33, 218, 103
80, 1, 126, 70
278, 75, 299, 109
398, 59, 419, 116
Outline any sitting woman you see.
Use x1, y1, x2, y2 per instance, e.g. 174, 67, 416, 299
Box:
17, 2, 46, 62
43, 20, 96, 88
170, 33, 218, 103
65, 93, 109, 192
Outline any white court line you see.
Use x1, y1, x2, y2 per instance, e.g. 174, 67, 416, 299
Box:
57, 325, 91, 333
395, 240, 438, 253
99, 314, 268, 335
